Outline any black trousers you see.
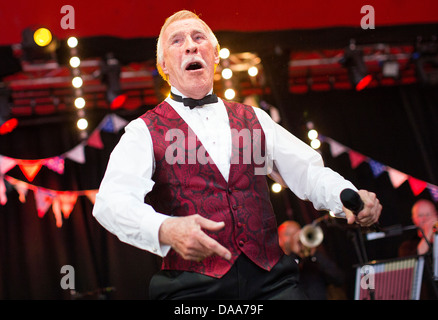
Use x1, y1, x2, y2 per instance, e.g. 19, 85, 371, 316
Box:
149, 254, 308, 300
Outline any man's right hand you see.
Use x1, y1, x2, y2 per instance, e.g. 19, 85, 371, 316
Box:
158, 214, 232, 262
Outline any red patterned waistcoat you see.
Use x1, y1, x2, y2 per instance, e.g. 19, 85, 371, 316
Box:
141, 100, 283, 278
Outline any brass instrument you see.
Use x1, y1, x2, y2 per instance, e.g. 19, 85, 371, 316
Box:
299, 223, 324, 249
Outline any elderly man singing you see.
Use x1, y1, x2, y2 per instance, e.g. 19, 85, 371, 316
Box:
93, 10, 382, 300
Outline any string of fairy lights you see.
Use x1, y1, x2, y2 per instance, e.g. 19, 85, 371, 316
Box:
271, 122, 321, 194
218, 47, 259, 101
66, 36, 88, 139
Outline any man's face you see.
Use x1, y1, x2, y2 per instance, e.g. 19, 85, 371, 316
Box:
161, 18, 219, 99
413, 202, 438, 229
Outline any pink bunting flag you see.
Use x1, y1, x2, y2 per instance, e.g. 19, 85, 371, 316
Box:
348, 150, 367, 169
0, 156, 17, 174
34, 188, 54, 218
111, 114, 128, 131
387, 167, 409, 188
408, 176, 427, 196
0, 177, 7, 205
44, 157, 65, 174
328, 139, 348, 158
428, 184, 438, 203
64, 143, 86, 164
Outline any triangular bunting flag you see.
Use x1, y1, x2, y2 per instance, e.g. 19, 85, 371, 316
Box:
428, 184, 438, 203
349, 150, 367, 169
100, 115, 114, 133
111, 114, 128, 131
85, 190, 98, 204
58, 192, 78, 219
51, 196, 64, 228
0, 156, 17, 174
44, 157, 65, 174
19, 160, 43, 182
387, 167, 409, 188
368, 159, 386, 178
408, 176, 427, 196
64, 143, 86, 164
0, 177, 7, 205
328, 139, 348, 158
34, 188, 54, 218
87, 129, 104, 149
4, 175, 30, 203
14, 180, 29, 203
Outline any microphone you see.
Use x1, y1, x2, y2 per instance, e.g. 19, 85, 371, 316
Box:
340, 188, 381, 231
340, 188, 364, 214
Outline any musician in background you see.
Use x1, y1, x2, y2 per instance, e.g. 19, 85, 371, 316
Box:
398, 199, 438, 299
399, 199, 438, 256
278, 220, 346, 300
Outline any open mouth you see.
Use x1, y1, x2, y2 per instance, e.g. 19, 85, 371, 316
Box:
185, 62, 203, 71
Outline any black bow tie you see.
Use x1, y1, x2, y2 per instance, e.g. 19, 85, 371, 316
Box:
170, 92, 218, 109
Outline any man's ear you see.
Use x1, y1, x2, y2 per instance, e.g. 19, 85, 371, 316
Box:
214, 48, 220, 65
161, 61, 169, 75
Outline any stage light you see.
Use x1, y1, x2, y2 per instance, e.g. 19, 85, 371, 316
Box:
72, 76, 83, 88
222, 68, 233, 79
248, 66, 258, 77
341, 45, 372, 91
69, 56, 80, 68
0, 86, 17, 135
308, 129, 318, 140
67, 37, 78, 48
219, 48, 230, 59
77, 118, 88, 130
74, 97, 85, 109
21, 27, 58, 62
0, 118, 18, 135
310, 139, 321, 149
224, 88, 235, 100
101, 53, 126, 109
33, 28, 52, 47
382, 60, 400, 78
271, 183, 282, 193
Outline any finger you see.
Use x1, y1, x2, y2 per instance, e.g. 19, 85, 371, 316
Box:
343, 207, 357, 225
196, 215, 226, 232
198, 232, 232, 260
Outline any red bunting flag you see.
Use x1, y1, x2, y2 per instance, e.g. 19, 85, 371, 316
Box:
18, 160, 43, 182
58, 192, 78, 219
408, 176, 427, 196
348, 150, 367, 169
87, 129, 104, 149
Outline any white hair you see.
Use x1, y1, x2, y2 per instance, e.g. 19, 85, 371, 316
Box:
156, 10, 220, 81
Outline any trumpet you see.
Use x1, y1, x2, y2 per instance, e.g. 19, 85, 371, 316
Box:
299, 223, 324, 249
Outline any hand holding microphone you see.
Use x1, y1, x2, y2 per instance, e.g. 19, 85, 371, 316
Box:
340, 188, 382, 228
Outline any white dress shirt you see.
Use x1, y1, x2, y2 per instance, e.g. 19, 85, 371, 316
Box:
92, 87, 357, 257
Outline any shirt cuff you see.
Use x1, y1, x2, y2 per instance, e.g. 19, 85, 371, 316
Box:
139, 211, 172, 257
